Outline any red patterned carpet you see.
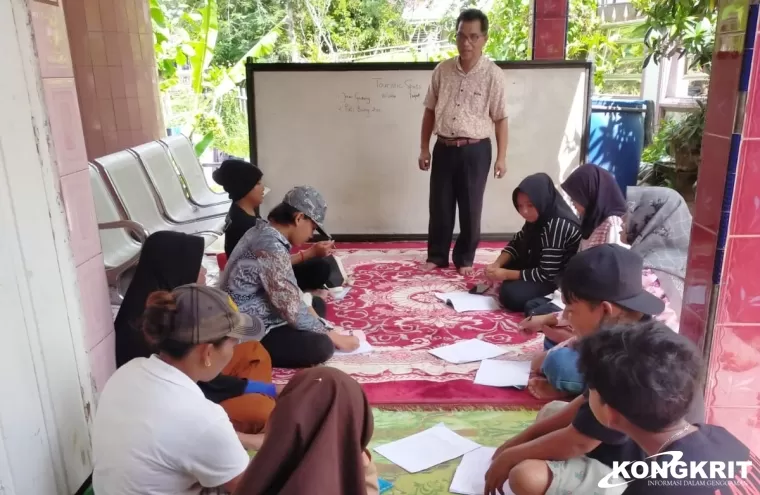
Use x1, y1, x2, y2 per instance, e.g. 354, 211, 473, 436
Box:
273, 242, 546, 410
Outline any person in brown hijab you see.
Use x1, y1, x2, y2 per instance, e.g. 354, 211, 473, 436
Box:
234, 367, 378, 495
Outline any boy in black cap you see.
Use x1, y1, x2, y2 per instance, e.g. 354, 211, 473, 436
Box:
484, 245, 704, 495
523, 242, 670, 400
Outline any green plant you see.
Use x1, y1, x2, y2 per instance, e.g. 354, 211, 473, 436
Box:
567, 0, 623, 90
152, 0, 279, 156
483, 0, 531, 60
632, 0, 716, 71
639, 104, 705, 196
664, 102, 706, 166
641, 118, 678, 163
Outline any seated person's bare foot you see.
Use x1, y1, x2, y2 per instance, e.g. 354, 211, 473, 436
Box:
458, 266, 474, 276
421, 262, 439, 272
527, 376, 573, 401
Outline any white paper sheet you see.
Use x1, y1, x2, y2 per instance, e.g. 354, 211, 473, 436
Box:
374, 423, 481, 473
429, 339, 507, 364
474, 359, 532, 388
547, 289, 566, 310
335, 330, 373, 356
450, 447, 515, 495
434, 292, 500, 312
329, 286, 352, 301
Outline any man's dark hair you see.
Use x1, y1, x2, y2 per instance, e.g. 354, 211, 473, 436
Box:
457, 8, 489, 34
577, 321, 703, 432
267, 202, 301, 225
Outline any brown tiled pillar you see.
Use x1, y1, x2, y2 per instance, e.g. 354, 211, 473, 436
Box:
62, 0, 164, 159
532, 0, 568, 60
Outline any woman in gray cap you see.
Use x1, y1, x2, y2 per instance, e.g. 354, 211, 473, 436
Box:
213, 159, 337, 291
221, 186, 360, 368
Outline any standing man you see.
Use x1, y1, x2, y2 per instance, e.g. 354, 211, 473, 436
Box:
419, 8, 508, 276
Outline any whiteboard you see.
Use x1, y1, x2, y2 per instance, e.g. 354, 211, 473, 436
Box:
249, 62, 590, 236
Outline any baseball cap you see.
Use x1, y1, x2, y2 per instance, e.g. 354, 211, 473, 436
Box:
169, 284, 265, 344
559, 244, 665, 316
282, 186, 330, 239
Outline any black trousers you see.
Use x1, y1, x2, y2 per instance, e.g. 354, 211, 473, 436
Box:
524, 297, 562, 317
292, 257, 332, 291
427, 139, 492, 268
260, 296, 335, 368
498, 260, 556, 313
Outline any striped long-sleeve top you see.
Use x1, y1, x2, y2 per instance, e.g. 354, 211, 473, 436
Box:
503, 217, 582, 283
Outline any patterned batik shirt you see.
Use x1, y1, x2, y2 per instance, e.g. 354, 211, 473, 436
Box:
219, 221, 326, 334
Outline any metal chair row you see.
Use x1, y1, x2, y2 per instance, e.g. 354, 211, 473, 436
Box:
89, 135, 230, 296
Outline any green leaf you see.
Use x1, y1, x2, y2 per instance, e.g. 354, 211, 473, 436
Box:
181, 44, 196, 57
154, 29, 169, 45
194, 131, 215, 156
189, 0, 219, 96
149, 0, 166, 28
175, 51, 187, 66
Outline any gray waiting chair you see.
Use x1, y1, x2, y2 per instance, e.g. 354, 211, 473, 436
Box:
92, 150, 224, 246
88, 164, 147, 295
129, 142, 230, 221
159, 135, 230, 207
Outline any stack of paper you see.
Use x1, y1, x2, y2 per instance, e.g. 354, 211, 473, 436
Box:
374, 423, 481, 473
429, 339, 507, 364
474, 359, 532, 388
434, 292, 500, 312
450, 447, 515, 495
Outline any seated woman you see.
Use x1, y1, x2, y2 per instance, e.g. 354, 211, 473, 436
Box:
485, 173, 582, 313
212, 159, 337, 291
114, 231, 274, 446
221, 186, 359, 368
234, 367, 379, 495
524, 164, 628, 318
94, 285, 262, 494
626, 186, 691, 320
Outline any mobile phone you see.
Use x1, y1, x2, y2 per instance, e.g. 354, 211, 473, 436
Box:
469, 283, 490, 295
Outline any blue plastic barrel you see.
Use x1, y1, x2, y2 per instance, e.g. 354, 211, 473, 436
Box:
586, 99, 648, 195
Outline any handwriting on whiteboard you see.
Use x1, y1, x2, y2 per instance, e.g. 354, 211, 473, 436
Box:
336, 77, 423, 116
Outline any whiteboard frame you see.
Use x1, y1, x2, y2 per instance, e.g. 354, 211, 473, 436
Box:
244, 60, 593, 241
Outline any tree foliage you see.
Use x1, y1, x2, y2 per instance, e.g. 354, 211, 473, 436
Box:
631, 0, 715, 71
484, 0, 531, 60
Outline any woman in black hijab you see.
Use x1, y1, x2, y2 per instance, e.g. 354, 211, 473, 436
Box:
485, 173, 582, 313
213, 159, 337, 291
114, 231, 275, 445
561, 164, 627, 249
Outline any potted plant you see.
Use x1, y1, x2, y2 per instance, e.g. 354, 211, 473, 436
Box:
666, 102, 704, 200
666, 101, 705, 170
639, 102, 705, 200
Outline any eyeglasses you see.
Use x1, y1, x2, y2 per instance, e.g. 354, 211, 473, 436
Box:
455, 32, 485, 44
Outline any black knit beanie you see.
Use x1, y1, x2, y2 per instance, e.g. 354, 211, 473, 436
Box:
212, 159, 263, 201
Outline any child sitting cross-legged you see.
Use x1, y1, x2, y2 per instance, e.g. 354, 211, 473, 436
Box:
521, 243, 667, 400
483, 244, 705, 495
577, 321, 760, 494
